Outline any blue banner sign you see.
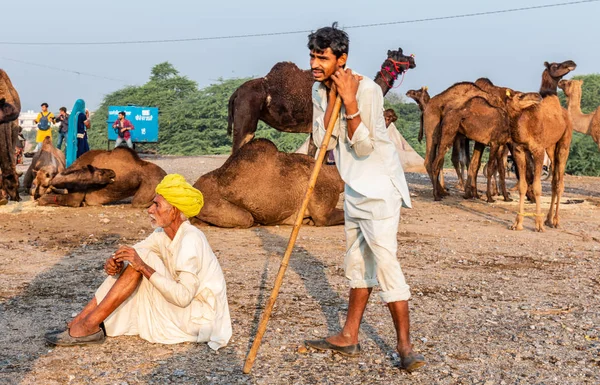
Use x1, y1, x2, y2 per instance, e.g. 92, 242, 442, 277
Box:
107, 106, 159, 142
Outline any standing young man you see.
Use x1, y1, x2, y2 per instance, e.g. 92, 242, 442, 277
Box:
112, 111, 134, 149
34, 103, 55, 151
304, 24, 425, 372
55, 107, 69, 150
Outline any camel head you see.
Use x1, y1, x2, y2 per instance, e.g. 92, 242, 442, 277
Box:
31, 165, 61, 199
0, 97, 19, 124
385, 48, 416, 72
406, 86, 430, 105
544, 60, 577, 81
558, 79, 583, 97
82, 165, 117, 186
505, 91, 542, 115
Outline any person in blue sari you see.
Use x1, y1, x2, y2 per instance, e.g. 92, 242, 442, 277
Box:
76, 109, 90, 158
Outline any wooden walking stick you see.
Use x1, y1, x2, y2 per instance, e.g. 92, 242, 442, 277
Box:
243, 94, 343, 374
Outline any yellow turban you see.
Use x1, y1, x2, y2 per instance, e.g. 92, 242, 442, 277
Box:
155, 174, 204, 218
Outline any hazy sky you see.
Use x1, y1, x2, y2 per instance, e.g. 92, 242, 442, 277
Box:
2, 0, 599, 112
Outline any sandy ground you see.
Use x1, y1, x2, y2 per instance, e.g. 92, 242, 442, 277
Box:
0, 155, 599, 385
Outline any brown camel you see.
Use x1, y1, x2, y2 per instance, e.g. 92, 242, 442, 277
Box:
422, 82, 504, 198
558, 79, 600, 148
432, 92, 542, 203
473, 78, 540, 202
23, 137, 66, 197
0, 70, 21, 202
510, 60, 576, 231
191, 139, 344, 228
227, 48, 416, 154
38, 147, 166, 207
407, 86, 471, 190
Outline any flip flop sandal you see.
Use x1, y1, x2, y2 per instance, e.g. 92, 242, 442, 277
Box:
305, 339, 361, 357
400, 352, 426, 372
45, 328, 105, 346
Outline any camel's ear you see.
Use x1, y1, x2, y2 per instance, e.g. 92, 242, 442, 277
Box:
544, 61, 551, 69
423, 86, 428, 91
387, 50, 392, 57
506, 90, 511, 98
86, 164, 95, 173
397, 47, 403, 55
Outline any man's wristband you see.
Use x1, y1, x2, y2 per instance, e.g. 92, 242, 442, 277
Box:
345, 110, 361, 120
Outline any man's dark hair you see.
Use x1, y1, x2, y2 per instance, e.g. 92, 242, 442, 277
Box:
307, 22, 349, 58
59, 107, 67, 112
41, 102, 48, 108
119, 111, 126, 116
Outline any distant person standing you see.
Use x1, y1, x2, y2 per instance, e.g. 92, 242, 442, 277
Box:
55, 107, 70, 150
34, 103, 55, 151
76, 109, 90, 158
112, 111, 134, 149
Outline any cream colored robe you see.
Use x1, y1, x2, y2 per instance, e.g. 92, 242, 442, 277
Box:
95, 221, 232, 350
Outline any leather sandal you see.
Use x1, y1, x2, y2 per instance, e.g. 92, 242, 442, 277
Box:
45, 328, 105, 346
305, 339, 361, 357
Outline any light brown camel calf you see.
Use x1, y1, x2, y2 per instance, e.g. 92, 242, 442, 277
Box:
558, 79, 600, 149
510, 60, 576, 231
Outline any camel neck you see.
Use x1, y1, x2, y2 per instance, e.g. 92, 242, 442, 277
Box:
539, 70, 559, 98
415, 100, 427, 113
566, 86, 593, 135
374, 72, 392, 96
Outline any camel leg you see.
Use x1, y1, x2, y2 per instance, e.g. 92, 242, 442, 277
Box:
530, 149, 546, 232
546, 139, 570, 229
431, 133, 457, 201
464, 142, 484, 200
451, 137, 464, 190
510, 146, 528, 231
486, 145, 501, 203
497, 145, 512, 202
38, 192, 85, 207
423, 110, 446, 199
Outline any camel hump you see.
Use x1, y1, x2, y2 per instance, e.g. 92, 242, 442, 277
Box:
264, 62, 314, 102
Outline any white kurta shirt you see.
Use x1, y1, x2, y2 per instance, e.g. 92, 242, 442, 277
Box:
132, 221, 232, 350
312, 74, 412, 219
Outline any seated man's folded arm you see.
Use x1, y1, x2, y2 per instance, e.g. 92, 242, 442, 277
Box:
149, 271, 200, 308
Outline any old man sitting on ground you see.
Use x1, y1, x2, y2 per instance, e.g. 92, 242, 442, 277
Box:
46, 174, 232, 350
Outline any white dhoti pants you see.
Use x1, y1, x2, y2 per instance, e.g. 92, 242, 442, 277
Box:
95, 252, 214, 344
343, 204, 411, 303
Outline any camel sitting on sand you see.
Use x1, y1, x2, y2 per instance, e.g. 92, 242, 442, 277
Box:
23, 137, 66, 198
558, 79, 600, 149
192, 139, 344, 228
228, 48, 416, 154
37, 147, 166, 207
